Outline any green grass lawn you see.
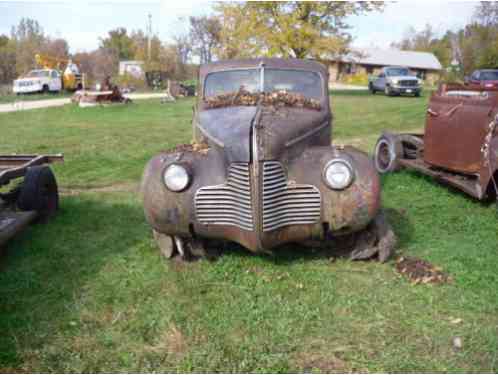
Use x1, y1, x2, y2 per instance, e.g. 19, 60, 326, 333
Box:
1, 92, 497, 373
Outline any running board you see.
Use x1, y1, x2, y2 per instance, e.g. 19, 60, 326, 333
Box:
399, 158, 483, 199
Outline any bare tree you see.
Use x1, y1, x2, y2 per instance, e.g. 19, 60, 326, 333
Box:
173, 34, 192, 65
188, 16, 221, 63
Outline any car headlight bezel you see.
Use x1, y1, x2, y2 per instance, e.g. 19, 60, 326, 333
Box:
323, 159, 355, 190
391, 78, 399, 85
162, 163, 191, 192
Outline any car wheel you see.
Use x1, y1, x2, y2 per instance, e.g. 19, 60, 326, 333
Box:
153, 230, 176, 259
373, 133, 403, 173
369, 83, 376, 94
414, 91, 420, 97
17, 166, 59, 221
384, 86, 392, 97
42, 84, 49, 93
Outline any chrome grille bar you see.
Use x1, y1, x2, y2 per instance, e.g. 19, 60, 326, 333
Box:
262, 161, 321, 232
195, 163, 254, 231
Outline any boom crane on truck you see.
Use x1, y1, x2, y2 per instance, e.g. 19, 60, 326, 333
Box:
35, 53, 85, 91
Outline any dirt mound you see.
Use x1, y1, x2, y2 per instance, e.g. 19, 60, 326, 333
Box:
395, 256, 452, 284
204, 89, 321, 111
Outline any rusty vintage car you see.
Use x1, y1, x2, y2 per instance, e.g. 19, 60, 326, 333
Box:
373, 83, 498, 201
141, 58, 395, 261
1, 153, 62, 248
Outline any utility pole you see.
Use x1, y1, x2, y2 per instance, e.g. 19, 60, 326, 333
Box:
147, 13, 152, 62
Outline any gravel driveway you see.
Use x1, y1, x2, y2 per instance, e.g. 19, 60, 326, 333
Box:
0, 92, 171, 113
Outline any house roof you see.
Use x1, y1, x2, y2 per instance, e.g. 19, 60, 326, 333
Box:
335, 48, 442, 71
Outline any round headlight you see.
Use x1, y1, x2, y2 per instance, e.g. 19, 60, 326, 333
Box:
324, 159, 354, 190
163, 164, 190, 192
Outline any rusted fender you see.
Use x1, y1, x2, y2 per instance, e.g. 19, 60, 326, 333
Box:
288, 145, 381, 235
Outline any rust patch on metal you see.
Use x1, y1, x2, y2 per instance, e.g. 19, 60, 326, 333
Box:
375, 83, 498, 200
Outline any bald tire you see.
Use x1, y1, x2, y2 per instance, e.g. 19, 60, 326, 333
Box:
17, 166, 59, 222
374, 133, 403, 174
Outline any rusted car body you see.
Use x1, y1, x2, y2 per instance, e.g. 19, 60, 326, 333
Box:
374, 83, 498, 200
142, 58, 394, 260
0, 154, 62, 247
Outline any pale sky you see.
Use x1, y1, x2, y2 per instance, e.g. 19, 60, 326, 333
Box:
0, 0, 478, 54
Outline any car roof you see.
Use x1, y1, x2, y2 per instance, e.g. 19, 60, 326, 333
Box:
199, 58, 328, 78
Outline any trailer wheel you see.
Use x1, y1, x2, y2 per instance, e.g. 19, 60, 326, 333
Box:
18, 166, 59, 221
374, 133, 403, 173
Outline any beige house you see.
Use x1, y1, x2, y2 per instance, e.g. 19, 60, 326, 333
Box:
326, 48, 443, 85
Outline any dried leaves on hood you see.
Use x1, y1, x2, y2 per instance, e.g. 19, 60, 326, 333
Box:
395, 256, 452, 284
164, 141, 210, 155
204, 89, 321, 111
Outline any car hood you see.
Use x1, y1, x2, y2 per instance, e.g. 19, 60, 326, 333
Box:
388, 75, 418, 81
14, 77, 42, 83
198, 106, 256, 163
198, 106, 329, 163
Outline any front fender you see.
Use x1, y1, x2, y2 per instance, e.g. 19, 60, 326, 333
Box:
287, 145, 381, 234
141, 148, 226, 236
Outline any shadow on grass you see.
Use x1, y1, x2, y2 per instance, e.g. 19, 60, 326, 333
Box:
202, 206, 414, 266
0, 193, 147, 368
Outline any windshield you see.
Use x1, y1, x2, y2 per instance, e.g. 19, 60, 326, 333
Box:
26, 70, 50, 78
386, 68, 410, 77
204, 68, 323, 99
480, 71, 498, 80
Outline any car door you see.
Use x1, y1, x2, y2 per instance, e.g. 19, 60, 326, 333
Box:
469, 71, 480, 85
50, 70, 62, 91
374, 72, 386, 90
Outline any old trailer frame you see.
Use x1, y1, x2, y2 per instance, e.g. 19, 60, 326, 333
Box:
0, 153, 63, 247
374, 83, 498, 200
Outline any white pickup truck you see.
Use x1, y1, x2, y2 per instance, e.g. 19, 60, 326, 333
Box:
13, 69, 62, 94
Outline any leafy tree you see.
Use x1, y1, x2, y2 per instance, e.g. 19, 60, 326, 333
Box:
10, 18, 46, 75
130, 29, 162, 70
215, 2, 384, 59
392, 24, 452, 68
99, 27, 134, 60
0, 35, 16, 84
41, 38, 70, 60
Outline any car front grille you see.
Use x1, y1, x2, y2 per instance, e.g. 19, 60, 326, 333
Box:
195, 162, 321, 232
195, 163, 254, 231
399, 80, 418, 87
262, 161, 321, 232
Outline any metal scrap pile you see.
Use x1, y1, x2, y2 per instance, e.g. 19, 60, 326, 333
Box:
204, 89, 321, 111
71, 77, 131, 107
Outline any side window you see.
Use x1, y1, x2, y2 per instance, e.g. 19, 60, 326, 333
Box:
378, 72, 385, 78
471, 71, 480, 80
51, 70, 59, 79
